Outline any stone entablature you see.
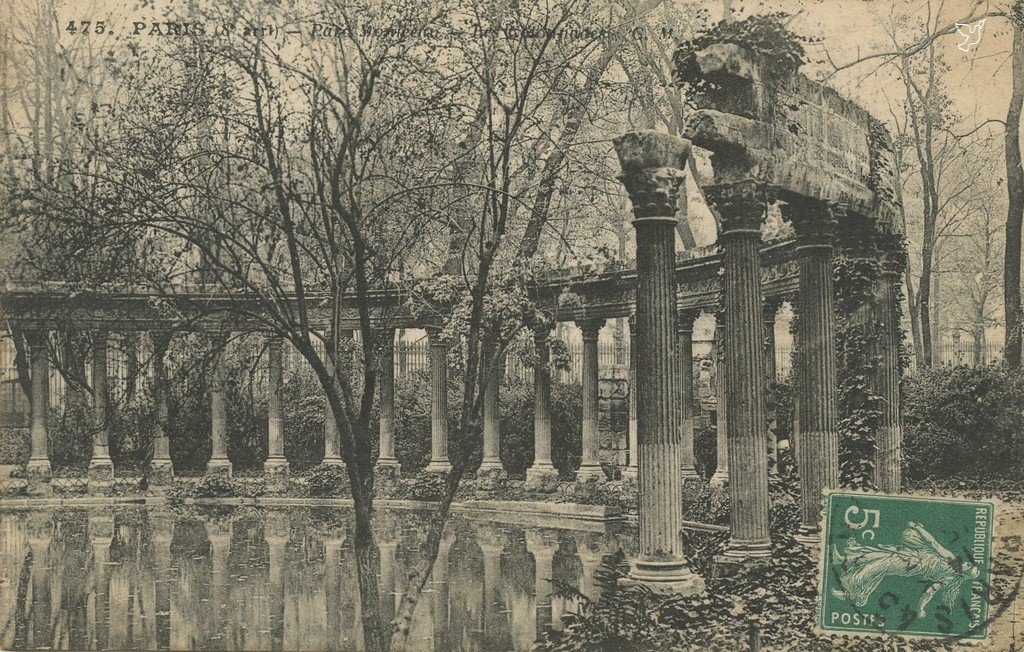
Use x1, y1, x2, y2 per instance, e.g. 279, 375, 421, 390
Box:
682, 43, 899, 229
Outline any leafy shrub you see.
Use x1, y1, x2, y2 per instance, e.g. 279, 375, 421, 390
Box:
48, 397, 92, 471
903, 364, 1024, 482
500, 379, 582, 479
306, 464, 351, 498
168, 475, 257, 499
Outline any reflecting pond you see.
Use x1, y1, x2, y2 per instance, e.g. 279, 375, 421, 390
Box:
0, 506, 634, 651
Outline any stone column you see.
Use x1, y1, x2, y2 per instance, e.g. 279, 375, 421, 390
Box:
525, 530, 557, 633
207, 341, 232, 477
784, 198, 840, 543
763, 298, 783, 473
265, 336, 289, 481
706, 181, 772, 560
575, 318, 605, 482
526, 328, 559, 491
89, 331, 114, 482
478, 337, 504, 476
376, 330, 400, 471
614, 131, 703, 593
678, 310, 700, 480
622, 315, 638, 480
149, 331, 174, 486
709, 322, 729, 487
424, 329, 452, 473
874, 254, 904, 493
25, 330, 51, 484
322, 333, 344, 468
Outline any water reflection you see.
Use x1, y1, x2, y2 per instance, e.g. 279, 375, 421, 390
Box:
0, 507, 632, 651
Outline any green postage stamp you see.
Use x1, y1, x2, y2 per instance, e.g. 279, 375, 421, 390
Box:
819, 491, 995, 640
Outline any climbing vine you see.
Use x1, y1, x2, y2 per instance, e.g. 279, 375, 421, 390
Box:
673, 13, 815, 89
833, 254, 884, 489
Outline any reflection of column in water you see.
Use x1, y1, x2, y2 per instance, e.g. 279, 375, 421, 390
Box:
501, 541, 536, 652
378, 539, 398, 627
55, 513, 92, 651
525, 530, 558, 639
88, 514, 112, 650
476, 527, 505, 648
575, 535, 605, 601
264, 513, 289, 652
205, 520, 232, 650
1, 515, 28, 650
27, 517, 53, 650
430, 533, 454, 652
324, 534, 344, 652
107, 517, 130, 650
292, 535, 328, 650
151, 513, 173, 651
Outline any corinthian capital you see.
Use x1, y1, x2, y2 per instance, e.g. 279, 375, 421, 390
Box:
613, 131, 691, 220
705, 181, 770, 233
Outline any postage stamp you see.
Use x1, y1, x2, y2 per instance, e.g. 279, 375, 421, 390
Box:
818, 491, 996, 640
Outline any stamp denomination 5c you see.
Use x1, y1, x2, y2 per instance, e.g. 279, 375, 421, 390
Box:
819, 491, 995, 640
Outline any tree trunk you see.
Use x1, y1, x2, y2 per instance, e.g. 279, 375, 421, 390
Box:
1004, 27, 1024, 369
905, 267, 924, 368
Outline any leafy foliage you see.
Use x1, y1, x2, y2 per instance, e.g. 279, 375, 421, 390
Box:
903, 365, 1024, 481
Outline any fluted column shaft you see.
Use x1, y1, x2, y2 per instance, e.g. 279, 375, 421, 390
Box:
377, 331, 399, 468
710, 323, 729, 486
709, 183, 772, 559
25, 331, 51, 477
785, 201, 841, 541
623, 315, 638, 479
614, 130, 703, 593
678, 312, 699, 478
479, 337, 504, 473
263, 337, 289, 481
526, 330, 559, 490
576, 319, 604, 481
874, 266, 903, 492
147, 332, 173, 485
207, 340, 232, 477
90, 331, 113, 470
323, 332, 344, 466
425, 330, 452, 472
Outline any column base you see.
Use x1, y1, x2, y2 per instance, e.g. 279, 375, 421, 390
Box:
575, 464, 605, 483
375, 456, 400, 469
148, 458, 174, 486
525, 465, 560, 493
621, 465, 638, 480
205, 458, 232, 478
709, 468, 728, 488
321, 456, 345, 469
264, 457, 290, 479
794, 526, 821, 546
88, 456, 115, 481
424, 459, 452, 474
716, 537, 773, 563
621, 559, 704, 596
26, 458, 51, 494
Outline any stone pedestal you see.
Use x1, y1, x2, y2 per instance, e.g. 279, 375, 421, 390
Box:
149, 332, 174, 487
526, 330, 559, 492
614, 131, 704, 595
707, 182, 772, 561
784, 198, 840, 544
424, 330, 452, 473
376, 332, 401, 473
575, 319, 605, 483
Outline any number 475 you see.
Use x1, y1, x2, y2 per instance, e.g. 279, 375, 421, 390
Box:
66, 21, 106, 35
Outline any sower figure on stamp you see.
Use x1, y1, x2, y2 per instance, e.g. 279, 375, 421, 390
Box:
831, 521, 981, 619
